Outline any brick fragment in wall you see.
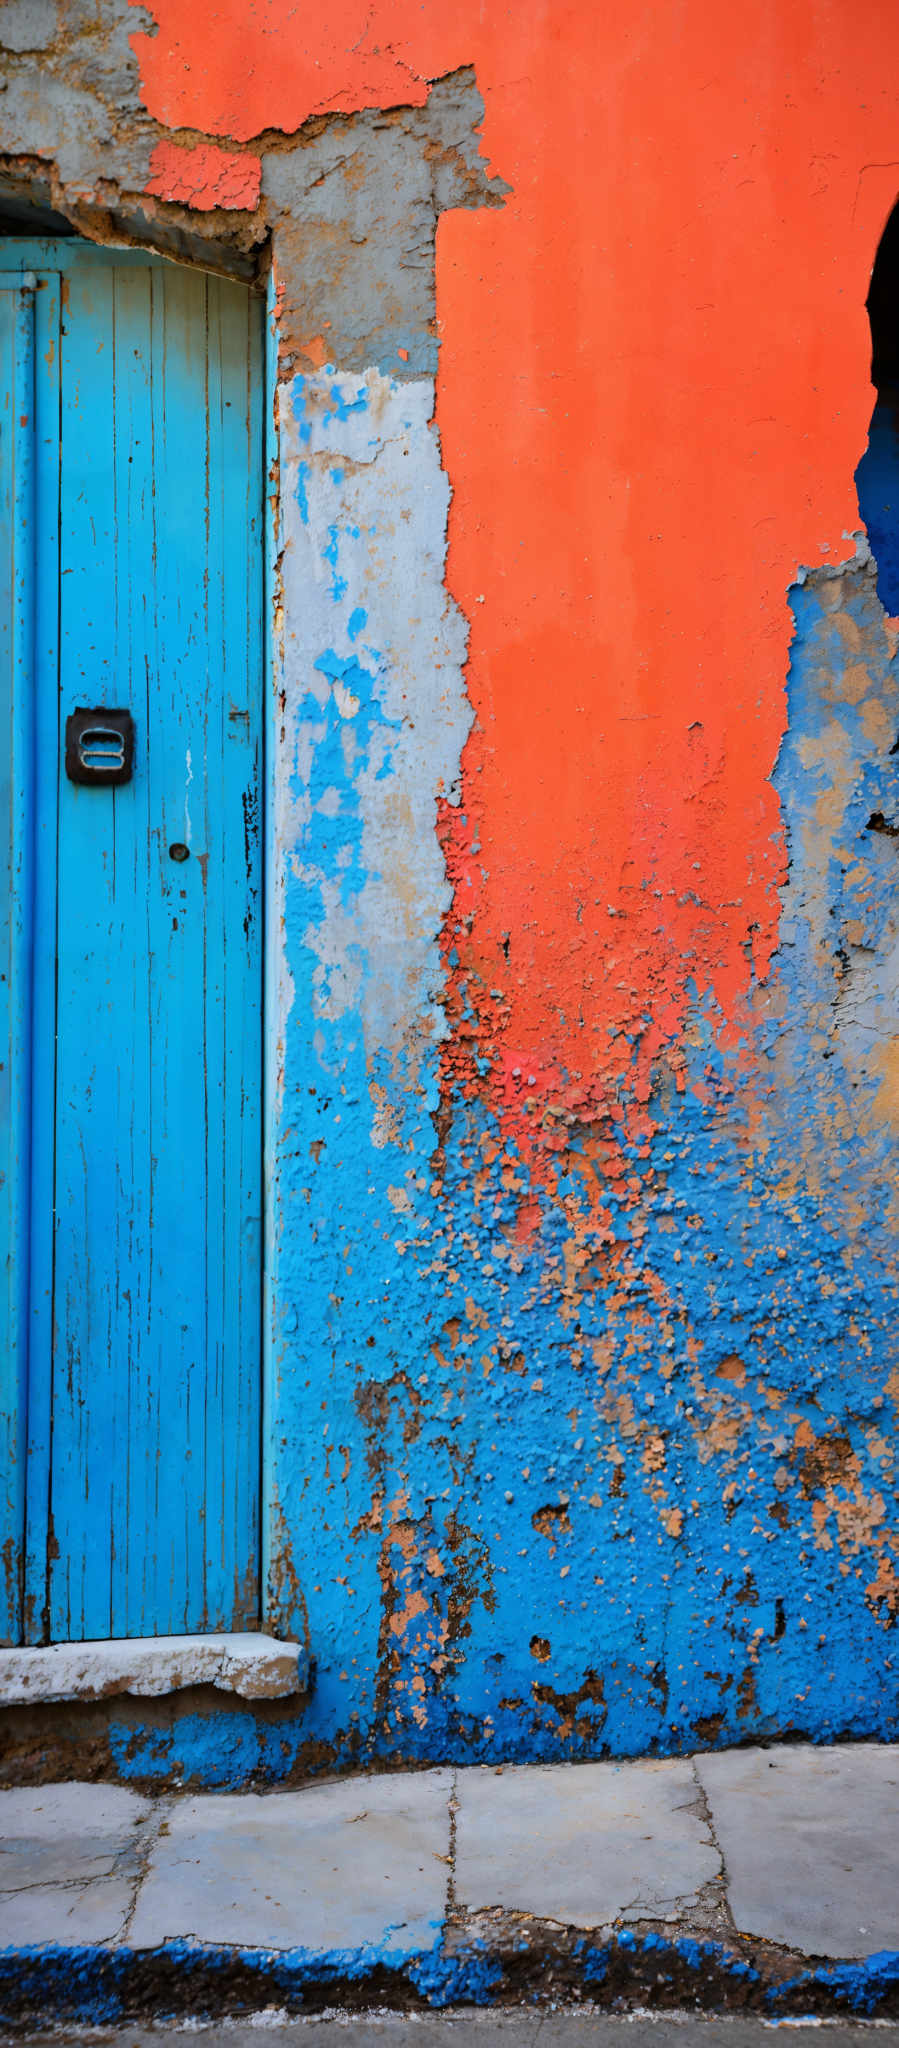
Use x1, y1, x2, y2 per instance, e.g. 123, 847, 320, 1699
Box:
146, 140, 262, 212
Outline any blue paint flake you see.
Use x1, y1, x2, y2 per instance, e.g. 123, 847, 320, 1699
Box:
328, 381, 368, 422
288, 653, 402, 909
324, 523, 348, 603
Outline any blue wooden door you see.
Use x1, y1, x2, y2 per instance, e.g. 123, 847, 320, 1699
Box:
0, 242, 264, 1644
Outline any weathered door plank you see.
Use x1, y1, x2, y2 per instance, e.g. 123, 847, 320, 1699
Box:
1, 241, 264, 1644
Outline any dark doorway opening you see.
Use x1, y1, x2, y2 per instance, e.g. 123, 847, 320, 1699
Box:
857, 198, 899, 616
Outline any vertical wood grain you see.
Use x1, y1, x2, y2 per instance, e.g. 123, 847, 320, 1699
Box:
3, 242, 264, 1643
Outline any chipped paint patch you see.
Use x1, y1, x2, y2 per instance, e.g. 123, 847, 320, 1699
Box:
274, 363, 470, 1110
265, 363, 475, 1722
145, 139, 262, 211
260, 548, 899, 1770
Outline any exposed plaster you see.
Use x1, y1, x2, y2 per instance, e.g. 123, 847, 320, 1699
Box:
257, 544, 899, 1769
0, 0, 157, 191
262, 73, 507, 377
0, 9, 505, 357
277, 365, 470, 1081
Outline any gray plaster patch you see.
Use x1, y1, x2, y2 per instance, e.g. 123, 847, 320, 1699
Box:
0, 0, 60, 52
0, 0, 158, 194
453, 1759, 720, 1928
0, 23, 504, 367
695, 1741, 899, 1958
0, 1782, 151, 1947
263, 70, 507, 378
126, 1769, 453, 1954
276, 365, 471, 1133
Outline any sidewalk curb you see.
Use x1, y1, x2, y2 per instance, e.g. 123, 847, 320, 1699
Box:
1, 1931, 898, 2028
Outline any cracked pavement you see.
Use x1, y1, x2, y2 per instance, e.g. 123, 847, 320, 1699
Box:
0, 1744, 897, 1981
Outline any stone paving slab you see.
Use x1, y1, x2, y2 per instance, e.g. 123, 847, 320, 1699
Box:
695, 1740, 899, 1960
1, 1872, 134, 1948
126, 1770, 453, 1955
0, 1784, 151, 1948
0, 1743, 898, 1983
453, 1758, 718, 1927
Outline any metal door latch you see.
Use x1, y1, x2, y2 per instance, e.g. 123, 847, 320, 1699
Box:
65, 708, 135, 786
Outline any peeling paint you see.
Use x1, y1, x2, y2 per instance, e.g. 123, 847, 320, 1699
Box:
2, 0, 899, 1781
145, 139, 261, 212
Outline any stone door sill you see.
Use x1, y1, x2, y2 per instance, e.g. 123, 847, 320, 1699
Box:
0, 1633, 308, 1705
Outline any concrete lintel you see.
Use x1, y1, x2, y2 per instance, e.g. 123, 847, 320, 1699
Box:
0, 1633, 308, 1705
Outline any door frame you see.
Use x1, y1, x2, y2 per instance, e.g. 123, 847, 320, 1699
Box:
0, 238, 273, 1647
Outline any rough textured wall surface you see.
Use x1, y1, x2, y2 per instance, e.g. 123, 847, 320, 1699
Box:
2, 0, 899, 1778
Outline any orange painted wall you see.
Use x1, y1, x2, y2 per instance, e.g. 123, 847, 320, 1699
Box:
135, 0, 899, 1132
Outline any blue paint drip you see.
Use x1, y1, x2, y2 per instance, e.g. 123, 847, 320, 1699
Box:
327, 381, 368, 423
292, 374, 370, 448
295, 652, 402, 911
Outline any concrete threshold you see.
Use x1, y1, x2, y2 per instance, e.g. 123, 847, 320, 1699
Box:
0, 1632, 308, 1705
0, 1744, 897, 2026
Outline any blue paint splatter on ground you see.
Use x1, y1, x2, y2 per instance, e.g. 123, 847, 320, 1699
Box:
1, 1934, 895, 2024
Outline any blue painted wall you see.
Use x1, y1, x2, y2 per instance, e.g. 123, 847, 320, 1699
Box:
252, 365, 899, 1774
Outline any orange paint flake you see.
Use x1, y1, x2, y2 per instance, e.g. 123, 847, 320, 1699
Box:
145, 138, 262, 212
389, 1588, 430, 1635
